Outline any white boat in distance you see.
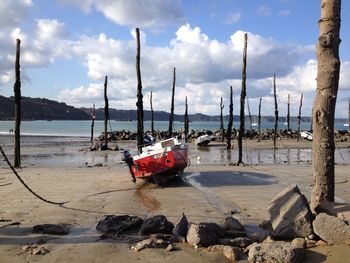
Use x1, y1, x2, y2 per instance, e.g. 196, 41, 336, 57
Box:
344, 123, 349, 127
300, 131, 313, 141
196, 134, 215, 146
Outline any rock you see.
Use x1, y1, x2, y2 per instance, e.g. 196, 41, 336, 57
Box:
169, 235, 186, 243
225, 230, 247, 238
315, 202, 350, 223
206, 245, 244, 261
32, 246, 49, 255
172, 213, 189, 237
218, 237, 252, 248
165, 243, 175, 252
131, 238, 169, 252
305, 239, 317, 248
32, 224, 70, 235
223, 216, 244, 231
248, 241, 305, 263
139, 215, 174, 235
244, 224, 269, 243
291, 238, 306, 249
186, 223, 218, 247
267, 184, 314, 239
96, 215, 143, 234
200, 222, 225, 238
313, 213, 350, 245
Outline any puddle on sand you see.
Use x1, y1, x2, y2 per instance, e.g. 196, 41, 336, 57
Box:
134, 182, 161, 212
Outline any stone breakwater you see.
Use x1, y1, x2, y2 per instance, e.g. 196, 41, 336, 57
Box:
98, 128, 350, 142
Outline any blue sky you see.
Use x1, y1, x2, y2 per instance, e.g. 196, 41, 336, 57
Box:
0, 0, 349, 118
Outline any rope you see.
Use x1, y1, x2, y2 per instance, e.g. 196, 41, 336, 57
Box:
0, 146, 68, 205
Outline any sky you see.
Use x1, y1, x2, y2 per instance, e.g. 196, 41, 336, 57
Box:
0, 0, 349, 118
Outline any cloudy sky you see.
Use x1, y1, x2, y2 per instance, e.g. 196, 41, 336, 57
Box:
0, 0, 349, 118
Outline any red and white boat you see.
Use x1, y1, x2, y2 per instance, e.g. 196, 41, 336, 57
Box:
122, 138, 188, 183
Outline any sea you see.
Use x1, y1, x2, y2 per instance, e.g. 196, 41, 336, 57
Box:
0, 120, 348, 137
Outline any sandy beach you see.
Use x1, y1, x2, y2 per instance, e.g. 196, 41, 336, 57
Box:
1, 135, 350, 262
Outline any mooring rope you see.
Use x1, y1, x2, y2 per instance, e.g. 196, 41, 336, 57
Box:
0, 146, 68, 205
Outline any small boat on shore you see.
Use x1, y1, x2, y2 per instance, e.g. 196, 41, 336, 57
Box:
122, 137, 188, 184
300, 131, 313, 141
196, 134, 214, 146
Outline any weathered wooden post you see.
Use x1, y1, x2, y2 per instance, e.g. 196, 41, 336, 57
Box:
13, 39, 21, 168
220, 97, 224, 142
311, 0, 341, 210
184, 96, 189, 142
297, 93, 303, 142
258, 98, 262, 142
348, 98, 350, 132
103, 76, 109, 148
150, 91, 155, 138
168, 67, 176, 138
247, 96, 253, 130
227, 86, 233, 149
273, 74, 278, 150
287, 94, 290, 131
238, 33, 248, 164
91, 103, 95, 143
136, 28, 144, 153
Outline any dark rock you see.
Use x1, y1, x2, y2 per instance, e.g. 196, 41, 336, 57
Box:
244, 224, 269, 243
218, 237, 252, 248
96, 215, 143, 234
223, 216, 244, 231
313, 213, 350, 245
32, 224, 70, 235
139, 215, 174, 235
186, 223, 218, 247
173, 213, 189, 237
206, 245, 245, 261
248, 241, 305, 263
200, 222, 225, 238
225, 230, 247, 238
267, 184, 314, 239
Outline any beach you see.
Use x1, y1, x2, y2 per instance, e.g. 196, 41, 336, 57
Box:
1, 135, 350, 262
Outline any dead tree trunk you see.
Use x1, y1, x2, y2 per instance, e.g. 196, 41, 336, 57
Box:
238, 33, 248, 164
348, 98, 350, 132
184, 96, 189, 143
297, 93, 303, 142
247, 96, 252, 130
287, 94, 290, 131
226, 86, 233, 149
150, 91, 155, 138
220, 97, 224, 142
273, 74, 278, 150
136, 28, 144, 153
311, 0, 341, 210
91, 103, 95, 143
258, 98, 262, 142
103, 76, 109, 148
13, 39, 21, 168
168, 67, 176, 138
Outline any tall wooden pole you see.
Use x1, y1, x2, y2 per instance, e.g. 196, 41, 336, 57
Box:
168, 67, 176, 138
184, 96, 189, 143
150, 91, 154, 138
136, 28, 144, 153
311, 0, 341, 210
258, 98, 262, 142
247, 96, 252, 130
297, 93, 303, 142
348, 98, 350, 132
273, 74, 278, 150
220, 97, 224, 142
13, 39, 21, 168
91, 103, 95, 143
103, 76, 109, 147
227, 86, 233, 149
287, 94, 290, 131
238, 33, 248, 164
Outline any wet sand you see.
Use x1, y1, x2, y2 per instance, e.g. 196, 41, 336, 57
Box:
0, 135, 350, 262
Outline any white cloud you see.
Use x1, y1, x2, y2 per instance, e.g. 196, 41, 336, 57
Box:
224, 12, 241, 24
0, 0, 32, 28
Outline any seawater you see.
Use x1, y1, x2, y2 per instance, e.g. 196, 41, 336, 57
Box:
0, 120, 347, 137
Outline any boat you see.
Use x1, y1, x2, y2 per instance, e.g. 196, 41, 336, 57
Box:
196, 134, 214, 146
344, 123, 349, 127
122, 137, 188, 184
300, 131, 313, 141
252, 122, 258, 127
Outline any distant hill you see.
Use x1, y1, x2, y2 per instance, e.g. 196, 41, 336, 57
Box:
1, 95, 345, 123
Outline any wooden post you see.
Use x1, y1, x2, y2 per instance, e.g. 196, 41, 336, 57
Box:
91, 103, 95, 143
150, 91, 154, 138
297, 93, 303, 142
287, 94, 290, 131
247, 96, 252, 130
227, 86, 233, 149
238, 33, 248, 164
136, 28, 144, 153
258, 98, 262, 142
103, 76, 109, 147
273, 74, 278, 150
168, 67, 176, 138
220, 97, 224, 142
348, 98, 350, 132
184, 96, 189, 143
13, 39, 21, 168
311, 0, 341, 210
